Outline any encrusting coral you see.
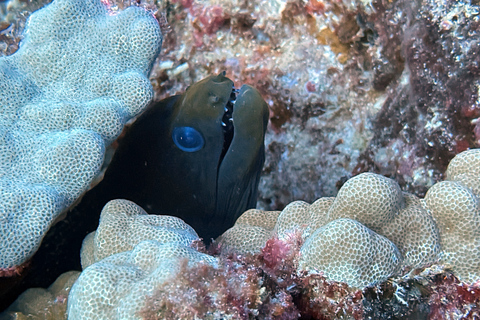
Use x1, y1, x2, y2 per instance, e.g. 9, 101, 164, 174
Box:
0, 0, 162, 273
69, 200, 364, 319
7, 149, 480, 318
0, 270, 80, 319
80, 199, 200, 268
218, 149, 480, 288
424, 149, 480, 283
299, 218, 401, 288
68, 199, 217, 320
218, 180, 440, 288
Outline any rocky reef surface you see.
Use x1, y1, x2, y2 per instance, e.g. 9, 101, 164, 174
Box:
4, 148, 480, 319
2, 0, 479, 209
145, 0, 480, 209
1, 0, 480, 318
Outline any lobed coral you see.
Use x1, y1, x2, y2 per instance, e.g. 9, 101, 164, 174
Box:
79, 199, 201, 268
299, 218, 401, 288
218, 149, 480, 288
218, 176, 441, 288
0, 0, 162, 272
0, 270, 80, 320
70, 199, 364, 319
68, 199, 217, 320
9, 147, 480, 318
424, 149, 480, 283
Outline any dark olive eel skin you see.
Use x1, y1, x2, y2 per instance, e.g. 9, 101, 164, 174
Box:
99, 73, 269, 241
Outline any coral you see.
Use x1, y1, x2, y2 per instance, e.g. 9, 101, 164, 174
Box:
0, 0, 162, 271
67, 199, 365, 320
140, 255, 300, 320
80, 199, 199, 268
446, 148, 480, 194
69, 241, 216, 320
218, 172, 442, 287
326, 173, 404, 232
217, 209, 280, 255
299, 218, 401, 288
379, 199, 440, 268
273, 201, 310, 239
424, 149, 480, 283
303, 197, 334, 238
0, 271, 80, 320
68, 200, 216, 320
141, 228, 362, 320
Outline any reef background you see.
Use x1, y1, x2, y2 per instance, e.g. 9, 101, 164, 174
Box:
2, 0, 479, 207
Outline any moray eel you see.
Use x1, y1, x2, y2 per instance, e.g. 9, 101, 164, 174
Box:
99, 73, 269, 241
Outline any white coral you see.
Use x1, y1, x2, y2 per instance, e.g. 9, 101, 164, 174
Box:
68, 200, 216, 320
0, 0, 162, 269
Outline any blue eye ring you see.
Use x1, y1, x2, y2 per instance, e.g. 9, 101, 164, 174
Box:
172, 126, 205, 152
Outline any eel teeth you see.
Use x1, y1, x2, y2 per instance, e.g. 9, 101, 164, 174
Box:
221, 86, 236, 134
219, 87, 236, 161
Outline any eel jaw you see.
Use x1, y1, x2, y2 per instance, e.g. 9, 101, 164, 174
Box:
220, 86, 237, 162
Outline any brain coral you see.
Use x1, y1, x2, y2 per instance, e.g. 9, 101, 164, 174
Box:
69, 199, 216, 320
0, 0, 162, 271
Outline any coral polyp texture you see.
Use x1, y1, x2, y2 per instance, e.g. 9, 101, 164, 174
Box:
424, 149, 480, 283
0, 0, 162, 271
218, 176, 442, 288
68, 200, 217, 320
219, 150, 480, 287
299, 218, 401, 288
1, 270, 80, 319
79, 199, 201, 268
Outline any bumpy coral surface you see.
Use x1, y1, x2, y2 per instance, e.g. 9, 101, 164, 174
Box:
424, 149, 480, 283
0, 271, 80, 320
0, 0, 161, 271
80, 199, 200, 268
219, 149, 480, 288
299, 218, 401, 288
218, 172, 443, 288
68, 200, 216, 320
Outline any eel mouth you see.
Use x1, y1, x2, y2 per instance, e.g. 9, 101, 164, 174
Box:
220, 86, 237, 161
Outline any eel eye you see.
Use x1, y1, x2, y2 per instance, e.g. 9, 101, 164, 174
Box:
172, 126, 205, 152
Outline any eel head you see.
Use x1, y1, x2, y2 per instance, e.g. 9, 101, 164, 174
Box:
102, 73, 269, 241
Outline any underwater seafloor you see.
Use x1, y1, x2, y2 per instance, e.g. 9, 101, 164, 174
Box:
1, 0, 480, 319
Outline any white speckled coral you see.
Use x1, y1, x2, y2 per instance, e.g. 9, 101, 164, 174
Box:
0, 0, 161, 270
379, 200, 440, 267
218, 172, 443, 287
81, 199, 199, 268
326, 173, 405, 232
217, 208, 280, 254
298, 218, 401, 288
2, 271, 80, 319
425, 171, 480, 283
274, 200, 310, 239
69, 200, 217, 320
445, 148, 480, 195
